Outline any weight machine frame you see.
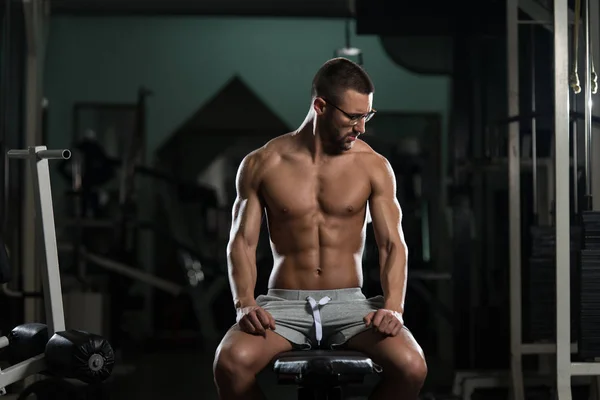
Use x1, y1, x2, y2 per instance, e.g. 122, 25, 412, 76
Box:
554, 0, 600, 398
506, 0, 562, 395
0, 147, 70, 395
506, 0, 600, 400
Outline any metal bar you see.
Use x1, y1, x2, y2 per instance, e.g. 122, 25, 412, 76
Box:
408, 271, 452, 280
82, 251, 183, 296
518, 20, 578, 25
519, 0, 576, 34
518, 20, 555, 24
555, 0, 572, 398
7, 148, 70, 160
22, 0, 36, 57
22, 0, 41, 329
28, 146, 66, 335
521, 343, 578, 354
420, 200, 430, 262
532, 24, 539, 219
507, 0, 524, 397
0, 0, 11, 236
0, 354, 46, 390
591, 0, 600, 211
6, 149, 30, 159
571, 363, 600, 376
36, 149, 70, 160
573, 97, 578, 215
585, 0, 593, 206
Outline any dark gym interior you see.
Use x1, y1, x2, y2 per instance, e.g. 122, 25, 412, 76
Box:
0, 0, 599, 399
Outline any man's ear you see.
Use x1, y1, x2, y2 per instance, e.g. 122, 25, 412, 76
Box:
313, 97, 326, 115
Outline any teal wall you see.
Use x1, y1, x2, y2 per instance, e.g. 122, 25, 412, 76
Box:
44, 16, 451, 156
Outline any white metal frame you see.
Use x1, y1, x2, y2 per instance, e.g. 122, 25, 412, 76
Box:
506, 0, 590, 399
0, 147, 70, 395
507, 0, 600, 399
554, 0, 577, 398
556, 0, 600, 398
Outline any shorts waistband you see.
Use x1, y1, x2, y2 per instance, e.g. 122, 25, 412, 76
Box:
266, 287, 365, 301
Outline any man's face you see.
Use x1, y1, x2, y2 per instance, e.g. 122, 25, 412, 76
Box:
315, 90, 374, 153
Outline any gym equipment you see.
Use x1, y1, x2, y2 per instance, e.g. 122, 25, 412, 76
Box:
0, 234, 10, 284
577, 211, 600, 359
574, 0, 600, 361
516, 23, 583, 344
554, 0, 600, 397
56, 148, 228, 348
273, 350, 378, 400
0, 146, 114, 397
45, 329, 113, 383
5, 323, 49, 365
527, 225, 581, 342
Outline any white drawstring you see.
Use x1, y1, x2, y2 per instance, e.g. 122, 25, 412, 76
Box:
306, 296, 331, 346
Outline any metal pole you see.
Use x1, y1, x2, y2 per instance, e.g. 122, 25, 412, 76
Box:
573, 95, 579, 215
508, 0, 524, 397
590, 0, 600, 211
28, 146, 66, 335
21, 0, 44, 329
7, 149, 70, 160
7, 146, 70, 335
532, 25, 539, 221
555, 0, 572, 398
585, 0, 593, 209
83, 252, 183, 296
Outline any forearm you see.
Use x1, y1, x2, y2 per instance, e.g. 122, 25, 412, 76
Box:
227, 238, 258, 309
379, 241, 407, 313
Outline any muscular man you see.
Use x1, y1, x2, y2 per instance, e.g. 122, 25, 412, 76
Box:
214, 58, 427, 400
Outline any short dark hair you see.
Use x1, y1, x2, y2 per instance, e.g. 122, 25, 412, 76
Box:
311, 58, 374, 103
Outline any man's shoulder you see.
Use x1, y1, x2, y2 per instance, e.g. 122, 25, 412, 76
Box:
353, 139, 391, 171
240, 132, 293, 173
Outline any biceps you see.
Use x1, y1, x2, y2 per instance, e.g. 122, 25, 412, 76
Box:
369, 195, 402, 245
230, 193, 263, 247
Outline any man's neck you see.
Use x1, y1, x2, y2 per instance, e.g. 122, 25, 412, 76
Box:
295, 113, 333, 161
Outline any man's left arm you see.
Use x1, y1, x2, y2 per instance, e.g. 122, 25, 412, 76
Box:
368, 155, 408, 315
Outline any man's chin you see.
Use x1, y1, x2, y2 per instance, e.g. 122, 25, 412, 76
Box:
342, 142, 354, 151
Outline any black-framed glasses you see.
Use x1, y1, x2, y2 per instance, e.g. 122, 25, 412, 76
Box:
322, 98, 376, 125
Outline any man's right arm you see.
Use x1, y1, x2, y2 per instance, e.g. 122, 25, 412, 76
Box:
227, 152, 264, 310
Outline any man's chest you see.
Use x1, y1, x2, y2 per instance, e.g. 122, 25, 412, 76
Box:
259, 163, 372, 217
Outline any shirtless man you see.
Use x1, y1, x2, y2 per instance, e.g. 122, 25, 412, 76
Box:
213, 58, 427, 400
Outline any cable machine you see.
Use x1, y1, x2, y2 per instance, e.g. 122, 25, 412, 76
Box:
555, 0, 600, 397
507, 0, 600, 399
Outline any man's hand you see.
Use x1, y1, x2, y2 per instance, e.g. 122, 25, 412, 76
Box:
236, 305, 276, 336
364, 309, 404, 337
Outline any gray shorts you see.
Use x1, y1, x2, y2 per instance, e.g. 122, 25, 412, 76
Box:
255, 287, 385, 349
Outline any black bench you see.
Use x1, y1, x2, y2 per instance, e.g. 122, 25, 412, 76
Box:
273, 350, 378, 400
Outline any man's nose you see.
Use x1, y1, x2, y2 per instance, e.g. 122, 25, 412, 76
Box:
354, 118, 366, 135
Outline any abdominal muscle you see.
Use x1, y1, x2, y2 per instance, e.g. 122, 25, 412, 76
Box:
266, 215, 366, 290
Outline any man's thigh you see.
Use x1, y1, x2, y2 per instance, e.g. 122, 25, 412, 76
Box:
257, 295, 314, 348
322, 295, 384, 348
345, 327, 426, 373
216, 324, 293, 372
